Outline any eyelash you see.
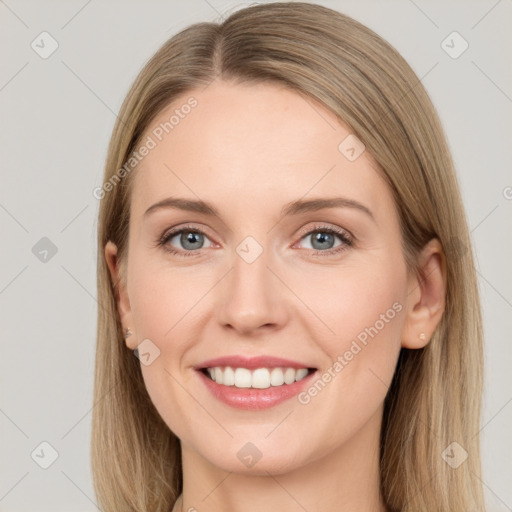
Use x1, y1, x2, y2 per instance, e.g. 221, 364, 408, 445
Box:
156, 223, 353, 258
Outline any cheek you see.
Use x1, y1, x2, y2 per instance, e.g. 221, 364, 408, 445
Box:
126, 253, 214, 424
128, 252, 205, 339
293, 258, 406, 435
304, 257, 406, 353
128, 259, 204, 439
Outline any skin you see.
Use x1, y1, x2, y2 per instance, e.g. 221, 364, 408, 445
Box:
105, 80, 446, 512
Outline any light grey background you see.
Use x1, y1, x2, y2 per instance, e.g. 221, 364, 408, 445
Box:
1, 0, 511, 510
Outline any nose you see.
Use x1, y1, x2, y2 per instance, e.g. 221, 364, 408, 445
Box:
216, 247, 289, 336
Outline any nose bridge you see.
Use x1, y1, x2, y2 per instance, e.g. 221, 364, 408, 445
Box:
217, 237, 286, 333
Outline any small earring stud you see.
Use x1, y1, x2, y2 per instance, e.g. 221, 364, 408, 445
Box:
419, 332, 426, 340
124, 328, 132, 339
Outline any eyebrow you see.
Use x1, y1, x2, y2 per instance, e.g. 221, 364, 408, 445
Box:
144, 196, 374, 221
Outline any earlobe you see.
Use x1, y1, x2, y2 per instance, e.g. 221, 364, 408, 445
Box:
104, 241, 137, 349
401, 239, 447, 349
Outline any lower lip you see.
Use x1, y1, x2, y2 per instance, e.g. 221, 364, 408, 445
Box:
197, 370, 316, 410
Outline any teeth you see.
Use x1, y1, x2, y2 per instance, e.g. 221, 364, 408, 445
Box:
223, 366, 235, 386
214, 367, 223, 385
270, 367, 284, 386
284, 367, 296, 385
205, 366, 311, 388
234, 368, 252, 388
252, 368, 270, 389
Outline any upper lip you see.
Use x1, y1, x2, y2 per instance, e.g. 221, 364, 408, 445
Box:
194, 355, 316, 370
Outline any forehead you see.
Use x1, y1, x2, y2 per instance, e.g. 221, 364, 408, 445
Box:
130, 80, 394, 222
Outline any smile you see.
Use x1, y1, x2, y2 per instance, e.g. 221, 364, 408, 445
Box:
195, 356, 318, 410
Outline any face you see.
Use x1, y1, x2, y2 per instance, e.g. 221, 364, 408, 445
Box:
108, 80, 413, 475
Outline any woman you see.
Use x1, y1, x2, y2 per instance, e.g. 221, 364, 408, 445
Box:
92, 3, 485, 511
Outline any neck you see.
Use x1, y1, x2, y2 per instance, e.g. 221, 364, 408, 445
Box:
175, 405, 388, 512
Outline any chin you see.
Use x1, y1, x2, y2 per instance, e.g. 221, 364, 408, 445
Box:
189, 435, 314, 477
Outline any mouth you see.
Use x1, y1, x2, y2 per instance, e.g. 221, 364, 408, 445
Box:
194, 356, 318, 410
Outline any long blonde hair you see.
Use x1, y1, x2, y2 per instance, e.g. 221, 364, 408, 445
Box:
92, 3, 485, 510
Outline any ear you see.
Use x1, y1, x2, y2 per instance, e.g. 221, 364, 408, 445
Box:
104, 241, 137, 350
401, 238, 447, 349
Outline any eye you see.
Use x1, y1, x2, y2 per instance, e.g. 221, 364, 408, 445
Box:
296, 225, 353, 256
157, 225, 213, 257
